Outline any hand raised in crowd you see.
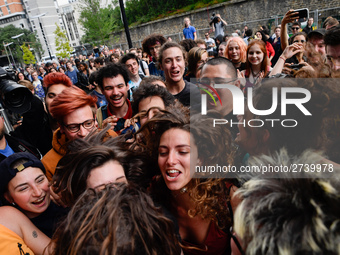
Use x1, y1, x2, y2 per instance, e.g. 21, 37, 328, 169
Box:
49, 183, 67, 208
281, 9, 299, 26
102, 115, 118, 130
270, 43, 305, 76
237, 69, 246, 88
281, 43, 304, 59
124, 116, 138, 129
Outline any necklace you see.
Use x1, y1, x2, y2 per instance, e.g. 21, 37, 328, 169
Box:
172, 187, 188, 199
251, 67, 260, 77
250, 67, 262, 85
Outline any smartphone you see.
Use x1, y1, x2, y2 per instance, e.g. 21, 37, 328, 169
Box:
293, 8, 309, 23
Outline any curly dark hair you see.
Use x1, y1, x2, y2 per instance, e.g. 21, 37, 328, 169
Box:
133, 106, 236, 229
131, 84, 175, 115
142, 33, 167, 56
50, 183, 182, 255
52, 128, 152, 207
96, 63, 130, 91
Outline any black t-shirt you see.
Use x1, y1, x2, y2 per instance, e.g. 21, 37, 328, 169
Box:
30, 201, 69, 238
173, 80, 200, 108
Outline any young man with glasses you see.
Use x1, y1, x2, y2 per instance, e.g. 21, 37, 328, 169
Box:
199, 57, 241, 138
41, 86, 117, 180
291, 22, 301, 34
142, 34, 167, 77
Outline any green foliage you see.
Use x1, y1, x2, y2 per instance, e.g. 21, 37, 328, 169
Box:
77, 0, 122, 43
78, 0, 226, 39
21, 43, 36, 64
54, 23, 73, 58
0, 25, 43, 64
124, 0, 227, 27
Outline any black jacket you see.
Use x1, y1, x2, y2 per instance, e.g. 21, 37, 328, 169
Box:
10, 95, 53, 156
0, 134, 41, 162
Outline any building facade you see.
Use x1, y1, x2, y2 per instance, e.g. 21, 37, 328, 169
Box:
0, 0, 30, 29
23, 0, 60, 60
57, 0, 84, 48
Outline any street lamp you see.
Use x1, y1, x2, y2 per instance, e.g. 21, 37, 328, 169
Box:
30, 13, 52, 60
11, 33, 25, 42
3, 42, 17, 69
11, 33, 25, 67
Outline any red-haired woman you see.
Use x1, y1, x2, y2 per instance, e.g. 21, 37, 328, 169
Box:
256, 30, 275, 65
224, 36, 247, 71
241, 40, 271, 91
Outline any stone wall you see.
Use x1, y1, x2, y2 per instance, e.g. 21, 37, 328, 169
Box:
112, 0, 340, 49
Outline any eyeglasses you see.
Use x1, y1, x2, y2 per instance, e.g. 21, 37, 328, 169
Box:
149, 45, 161, 52
63, 119, 95, 133
293, 39, 306, 43
291, 27, 300, 30
198, 77, 238, 88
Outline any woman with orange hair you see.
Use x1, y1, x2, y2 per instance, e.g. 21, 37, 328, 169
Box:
224, 37, 247, 71
41, 86, 117, 181
241, 40, 271, 90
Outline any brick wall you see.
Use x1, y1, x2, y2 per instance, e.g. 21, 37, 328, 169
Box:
111, 0, 340, 49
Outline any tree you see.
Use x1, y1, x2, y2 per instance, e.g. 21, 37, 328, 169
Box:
54, 23, 73, 58
0, 25, 43, 65
77, 0, 121, 43
21, 43, 36, 65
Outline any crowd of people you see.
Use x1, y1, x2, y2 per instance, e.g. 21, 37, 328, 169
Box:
0, 9, 340, 255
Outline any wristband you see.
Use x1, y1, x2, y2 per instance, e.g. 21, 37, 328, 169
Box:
279, 56, 286, 61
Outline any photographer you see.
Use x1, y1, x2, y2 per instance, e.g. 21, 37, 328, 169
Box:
209, 13, 228, 38
0, 68, 41, 162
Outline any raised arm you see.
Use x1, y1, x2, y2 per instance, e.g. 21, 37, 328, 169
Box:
270, 43, 304, 76
217, 14, 228, 26
281, 10, 299, 51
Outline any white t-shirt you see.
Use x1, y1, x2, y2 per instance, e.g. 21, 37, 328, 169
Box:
205, 38, 216, 52
138, 60, 148, 76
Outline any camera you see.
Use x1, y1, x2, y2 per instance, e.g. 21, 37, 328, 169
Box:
0, 67, 33, 114
210, 13, 219, 24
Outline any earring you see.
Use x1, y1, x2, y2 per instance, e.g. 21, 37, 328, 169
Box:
12, 202, 15, 206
